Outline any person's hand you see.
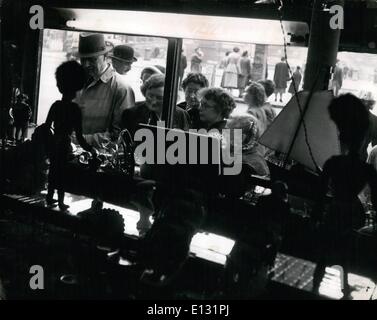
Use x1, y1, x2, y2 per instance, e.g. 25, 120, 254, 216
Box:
90, 147, 99, 159
187, 95, 199, 109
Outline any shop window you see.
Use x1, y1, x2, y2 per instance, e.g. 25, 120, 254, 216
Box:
37, 29, 168, 124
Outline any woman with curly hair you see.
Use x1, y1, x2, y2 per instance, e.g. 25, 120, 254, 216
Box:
198, 87, 236, 131
244, 82, 269, 132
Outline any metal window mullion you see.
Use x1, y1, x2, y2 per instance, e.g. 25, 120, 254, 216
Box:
162, 38, 182, 128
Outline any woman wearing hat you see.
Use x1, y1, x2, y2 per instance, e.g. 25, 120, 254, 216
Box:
197, 87, 236, 131
122, 74, 190, 140
140, 65, 166, 84
73, 33, 134, 148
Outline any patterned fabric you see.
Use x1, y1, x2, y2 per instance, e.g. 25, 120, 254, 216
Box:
223, 52, 241, 88
242, 117, 270, 177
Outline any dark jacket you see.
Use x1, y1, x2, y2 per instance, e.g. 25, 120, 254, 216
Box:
208, 120, 227, 131
177, 101, 207, 130
12, 101, 32, 125
288, 70, 302, 94
121, 102, 190, 139
274, 62, 290, 89
179, 55, 187, 78
332, 66, 343, 87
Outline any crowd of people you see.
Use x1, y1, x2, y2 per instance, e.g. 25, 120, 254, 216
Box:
34, 32, 370, 213
216, 47, 303, 102
5, 32, 377, 296
20, 34, 285, 286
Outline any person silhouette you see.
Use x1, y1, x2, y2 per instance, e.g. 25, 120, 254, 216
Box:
45, 61, 97, 211
190, 47, 204, 73
312, 94, 377, 299
11, 93, 32, 144
331, 60, 343, 97
273, 57, 290, 103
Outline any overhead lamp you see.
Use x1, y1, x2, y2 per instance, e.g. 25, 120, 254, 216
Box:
63, 8, 308, 46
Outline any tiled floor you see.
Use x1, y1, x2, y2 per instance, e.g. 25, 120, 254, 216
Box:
270, 253, 376, 300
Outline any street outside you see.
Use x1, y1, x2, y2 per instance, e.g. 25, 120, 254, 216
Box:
37, 49, 377, 126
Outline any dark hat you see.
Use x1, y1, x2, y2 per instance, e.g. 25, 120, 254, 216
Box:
74, 33, 112, 58
109, 45, 137, 63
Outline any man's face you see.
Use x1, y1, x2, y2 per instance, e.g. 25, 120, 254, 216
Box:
184, 82, 202, 109
112, 58, 133, 75
80, 55, 107, 78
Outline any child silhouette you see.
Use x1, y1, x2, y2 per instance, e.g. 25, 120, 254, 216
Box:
45, 61, 97, 210
11, 93, 32, 144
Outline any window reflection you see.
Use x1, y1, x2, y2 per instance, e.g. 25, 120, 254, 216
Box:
178, 40, 308, 111
37, 29, 168, 125
333, 52, 377, 115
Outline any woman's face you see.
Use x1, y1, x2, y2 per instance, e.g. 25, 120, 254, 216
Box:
199, 97, 222, 125
145, 86, 164, 113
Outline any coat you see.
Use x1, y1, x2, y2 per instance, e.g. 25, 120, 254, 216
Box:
223, 52, 240, 88
273, 62, 290, 89
288, 70, 302, 94
180, 54, 187, 78
239, 57, 251, 77
190, 53, 203, 73
224, 52, 240, 74
238, 57, 252, 89
121, 102, 190, 139
177, 101, 207, 130
332, 66, 343, 87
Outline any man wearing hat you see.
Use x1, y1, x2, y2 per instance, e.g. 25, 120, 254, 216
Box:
109, 44, 137, 111
73, 33, 133, 147
109, 44, 137, 75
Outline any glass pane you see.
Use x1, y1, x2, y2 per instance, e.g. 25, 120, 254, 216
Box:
179, 39, 307, 108
176, 39, 308, 176
334, 51, 377, 115
178, 39, 307, 124
37, 29, 168, 124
